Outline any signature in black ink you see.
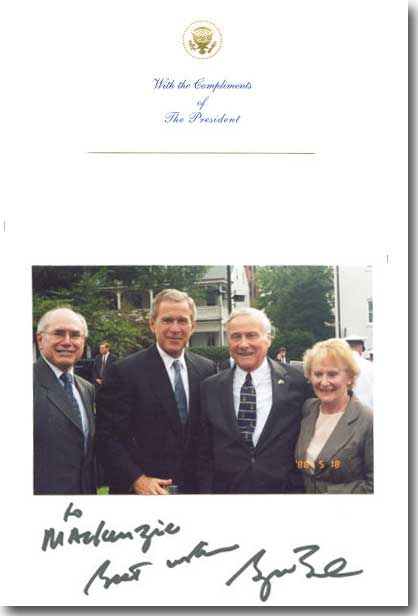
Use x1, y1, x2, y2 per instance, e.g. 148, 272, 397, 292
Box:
83, 559, 152, 596
167, 540, 240, 568
226, 544, 364, 602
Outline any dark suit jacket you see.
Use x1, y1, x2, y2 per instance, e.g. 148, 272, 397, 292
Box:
96, 344, 217, 494
198, 358, 312, 494
33, 357, 96, 495
92, 352, 117, 382
294, 395, 373, 493
218, 358, 235, 371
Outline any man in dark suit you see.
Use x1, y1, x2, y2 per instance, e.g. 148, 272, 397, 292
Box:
96, 289, 217, 495
218, 356, 235, 371
276, 346, 289, 364
33, 307, 96, 494
198, 308, 311, 494
92, 341, 117, 387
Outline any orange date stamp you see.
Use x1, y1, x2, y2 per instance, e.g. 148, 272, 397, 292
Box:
295, 459, 342, 470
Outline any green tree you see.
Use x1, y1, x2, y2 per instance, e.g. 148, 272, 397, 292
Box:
103, 266, 209, 299
256, 266, 335, 360
32, 265, 210, 357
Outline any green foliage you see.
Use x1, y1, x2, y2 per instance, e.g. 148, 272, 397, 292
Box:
101, 266, 209, 299
32, 266, 98, 293
32, 265, 210, 357
189, 346, 230, 363
97, 486, 109, 495
257, 266, 335, 359
87, 311, 152, 358
269, 331, 317, 362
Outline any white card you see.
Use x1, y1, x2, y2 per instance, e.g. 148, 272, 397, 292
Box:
1, 0, 408, 607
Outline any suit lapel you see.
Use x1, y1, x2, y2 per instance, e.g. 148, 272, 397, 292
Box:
256, 359, 291, 452
74, 375, 95, 437
219, 368, 242, 440
37, 358, 83, 432
315, 396, 361, 464
145, 345, 183, 436
295, 399, 320, 459
184, 351, 199, 412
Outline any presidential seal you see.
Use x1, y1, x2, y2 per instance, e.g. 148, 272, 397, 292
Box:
183, 21, 222, 59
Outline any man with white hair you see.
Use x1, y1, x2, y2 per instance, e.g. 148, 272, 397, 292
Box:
198, 307, 312, 493
33, 306, 96, 494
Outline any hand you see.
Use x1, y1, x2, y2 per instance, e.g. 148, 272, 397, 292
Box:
95, 378, 102, 385
132, 474, 173, 495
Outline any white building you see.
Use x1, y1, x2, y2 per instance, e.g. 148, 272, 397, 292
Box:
98, 266, 251, 348
334, 266, 373, 355
191, 266, 250, 347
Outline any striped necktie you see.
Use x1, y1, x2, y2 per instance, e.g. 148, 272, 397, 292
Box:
172, 360, 188, 425
237, 372, 257, 447
60, 372, 89, 448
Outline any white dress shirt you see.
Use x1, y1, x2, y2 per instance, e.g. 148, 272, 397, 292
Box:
156, 343, 190, 406
352, 351, 373, 409
233, 358, 272, 446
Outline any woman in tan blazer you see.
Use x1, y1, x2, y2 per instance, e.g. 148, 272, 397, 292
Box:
295, 338, 373, 494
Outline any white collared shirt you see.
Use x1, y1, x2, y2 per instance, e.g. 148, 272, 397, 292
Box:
156, 343, 190, 406
233, 357, 272, 445
102, 352, 109, 363
352, 351, 373, 409
41, 354, 89, 435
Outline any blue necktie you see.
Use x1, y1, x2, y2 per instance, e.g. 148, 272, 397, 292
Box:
60, 372, 88, 448
172, 360, 188, 425
237, 372, 257, 448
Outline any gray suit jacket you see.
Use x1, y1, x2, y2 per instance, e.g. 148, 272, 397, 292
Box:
294, 395, 373, 493
33, 357, 96, 494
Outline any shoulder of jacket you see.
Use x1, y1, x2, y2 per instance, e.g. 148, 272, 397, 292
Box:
75, 373, 93, 387
186, 350, 216, 367
114, 348, 148, 369
348, 395, 373, 422
302, 397, 319, 416
201, 369, 224, 388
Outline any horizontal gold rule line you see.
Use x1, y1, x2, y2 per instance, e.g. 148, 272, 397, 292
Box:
88, 151, 316, 155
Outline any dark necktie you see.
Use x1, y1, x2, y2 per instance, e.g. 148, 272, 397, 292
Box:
172, 360, 188, 425
237, 372, 257, 447
60, 372, 88, 447
99, 355, 107, 378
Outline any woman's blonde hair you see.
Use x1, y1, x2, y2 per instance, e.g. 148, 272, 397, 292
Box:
303, 338, 360, 385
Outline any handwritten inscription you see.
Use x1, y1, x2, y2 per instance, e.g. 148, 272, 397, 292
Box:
41, 504, 364, 602
41, 502, 180, 554
83, 559, 152, 596
167, 540, 240, 568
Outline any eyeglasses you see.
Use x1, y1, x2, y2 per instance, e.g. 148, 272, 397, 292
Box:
42, 330, 85, 341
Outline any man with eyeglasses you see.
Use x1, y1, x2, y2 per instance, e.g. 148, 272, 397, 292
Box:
33, 306, 96, 494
